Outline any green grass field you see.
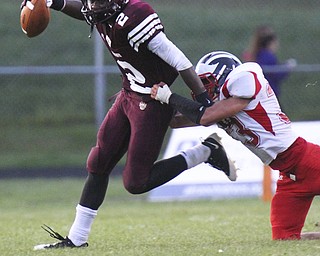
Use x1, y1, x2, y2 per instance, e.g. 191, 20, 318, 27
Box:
1, 178, 320, 256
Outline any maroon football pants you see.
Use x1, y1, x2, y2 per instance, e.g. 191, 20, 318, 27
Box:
86, 89, 174, 193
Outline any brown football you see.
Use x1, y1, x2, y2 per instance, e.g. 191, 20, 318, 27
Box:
20, 0, 50, 38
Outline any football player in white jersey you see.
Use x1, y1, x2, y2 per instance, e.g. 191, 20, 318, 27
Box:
151, 51, 320, 240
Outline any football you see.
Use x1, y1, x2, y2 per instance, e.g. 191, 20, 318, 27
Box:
20, 0, 50, 38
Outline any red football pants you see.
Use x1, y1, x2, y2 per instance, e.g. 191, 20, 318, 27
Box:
271, 141, 320, 240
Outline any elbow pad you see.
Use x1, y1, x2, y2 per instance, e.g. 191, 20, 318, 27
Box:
169, 93, 206, 124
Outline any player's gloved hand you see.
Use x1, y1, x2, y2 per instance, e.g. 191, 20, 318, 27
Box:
20, 0, 30, 10
152, 84, 172, 104
194, 91, 214, 107
21, 0, 64, 10
20, 0, 53, 9
46, 0, 53, 8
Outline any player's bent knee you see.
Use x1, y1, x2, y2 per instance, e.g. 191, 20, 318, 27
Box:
123, 180, 146, 195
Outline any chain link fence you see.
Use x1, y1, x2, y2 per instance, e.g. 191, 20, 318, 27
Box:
1, 0, 320, 169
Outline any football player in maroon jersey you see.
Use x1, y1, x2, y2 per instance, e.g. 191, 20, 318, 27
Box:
27, 0, 236, 249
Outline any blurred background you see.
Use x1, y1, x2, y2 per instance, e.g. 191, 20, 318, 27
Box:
1, 0, 320, 175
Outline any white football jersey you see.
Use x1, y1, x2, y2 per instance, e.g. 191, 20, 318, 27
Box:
218, 62, 298, 164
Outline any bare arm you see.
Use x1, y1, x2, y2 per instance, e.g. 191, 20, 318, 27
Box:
179, 67, 206, 96
199, 97, 251, 126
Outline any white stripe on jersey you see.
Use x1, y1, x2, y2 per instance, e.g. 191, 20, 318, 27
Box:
128, 13, 163, 52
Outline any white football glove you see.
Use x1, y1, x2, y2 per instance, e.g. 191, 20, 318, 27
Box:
155, 84, 172, 104
21, 0, 53, 9
46, 0, 53, 7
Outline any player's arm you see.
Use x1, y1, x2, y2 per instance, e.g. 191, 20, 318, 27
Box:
51, 0, 84, 20
170, 111, 198, 129
21, 0, 84, 19
147, 32, 212, 106
199, 97, 250, 126
151, 84, 250, 126
179, 67, 213, 105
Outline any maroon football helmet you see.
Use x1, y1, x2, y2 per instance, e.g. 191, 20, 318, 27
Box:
81, 0, 129, 25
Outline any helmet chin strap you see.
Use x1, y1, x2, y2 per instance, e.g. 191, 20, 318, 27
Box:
88, 24, 94, 38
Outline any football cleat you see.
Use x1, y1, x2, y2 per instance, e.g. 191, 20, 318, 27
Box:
202, 133, 238, 181
33, 224, 88, 250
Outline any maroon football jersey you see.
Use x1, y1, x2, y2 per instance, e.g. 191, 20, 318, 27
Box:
96, 0, 179, 94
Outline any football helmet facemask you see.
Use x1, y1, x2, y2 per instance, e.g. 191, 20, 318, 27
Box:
194, 51, 242, 101
81, 0, 129, 25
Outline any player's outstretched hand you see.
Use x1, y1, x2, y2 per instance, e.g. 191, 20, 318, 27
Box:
20, 0, 29, 9
20, 0, 52, 10
151, 83, 172, 104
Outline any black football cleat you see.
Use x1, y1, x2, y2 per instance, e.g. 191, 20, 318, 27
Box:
33, 224, 88, 250
202, 133, 238, 181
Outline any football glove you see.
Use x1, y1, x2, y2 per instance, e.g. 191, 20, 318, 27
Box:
155, 84, 172, 104
194, 91, 214, 107
20, 0, 63, 10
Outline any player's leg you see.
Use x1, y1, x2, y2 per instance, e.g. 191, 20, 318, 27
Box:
144, 132, 238, 188
298, 142, 320, 239
121, 98, 174, 194
271, 142, 320, 240
34, 91, 131, 249
271, 181, 313, 240
121, 97, 218, 194
140, 142, 217, 193
68, 91, 131, 245
80, 92, 131, 209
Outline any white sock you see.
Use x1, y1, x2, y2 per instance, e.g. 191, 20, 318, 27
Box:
180, 144, 210, 169
68, 204, 98, 246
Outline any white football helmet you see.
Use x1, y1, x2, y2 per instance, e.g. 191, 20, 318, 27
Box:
195, 51, 242, 100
